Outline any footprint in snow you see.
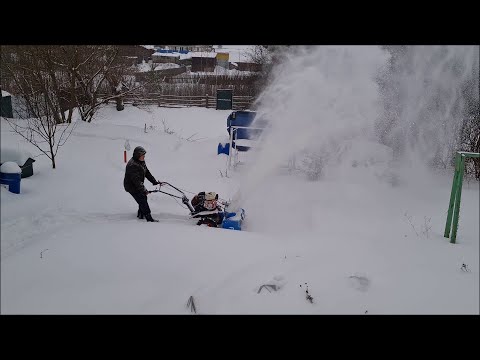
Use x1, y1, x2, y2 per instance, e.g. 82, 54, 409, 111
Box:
348, 273, 370, 292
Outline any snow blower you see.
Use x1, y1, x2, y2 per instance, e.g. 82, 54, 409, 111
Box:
148, 183, 246, 230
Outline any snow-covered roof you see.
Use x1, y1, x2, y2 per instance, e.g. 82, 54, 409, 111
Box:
1, 147, 34, 165
141, 45, 156, 50
152, 50, 243, 61
179, 53, 192, 60
1, 90, 12, 97
189, 52, 217, 58
153, 53, 180, 58
156, 52, 217, 60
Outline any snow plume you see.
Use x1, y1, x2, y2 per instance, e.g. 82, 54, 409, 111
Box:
375, 46, 479, 180
230, 46, 390, 208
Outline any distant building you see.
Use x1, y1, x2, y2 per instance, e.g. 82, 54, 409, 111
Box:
117, 45, 155, 63
234, 62, 263, 72
216, 52, 229, 69
191, 52, 217, 72
152, 53, 180, 64
1, 89, 13, 118
157, 45, 213, 52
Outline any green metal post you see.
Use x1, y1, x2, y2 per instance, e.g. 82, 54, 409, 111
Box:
444, 153, 461, 238
450, 155, 466, 244
458, 152, 480, 158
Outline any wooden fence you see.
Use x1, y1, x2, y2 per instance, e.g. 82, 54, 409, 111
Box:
114, 93, 254, 110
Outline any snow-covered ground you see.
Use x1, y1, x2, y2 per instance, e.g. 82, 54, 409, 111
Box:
1, 103, 478, 314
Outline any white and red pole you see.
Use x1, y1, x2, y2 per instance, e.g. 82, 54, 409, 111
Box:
124, 139, 130, 163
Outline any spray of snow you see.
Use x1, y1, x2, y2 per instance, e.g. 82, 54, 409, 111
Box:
230, 46, 390, 208
230, 45, 478, 209
376, 45, 479, 186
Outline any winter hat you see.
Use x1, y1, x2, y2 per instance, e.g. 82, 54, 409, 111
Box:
203, 192, 218, 210
205, 192, 218, 201
133, 146, 147, 160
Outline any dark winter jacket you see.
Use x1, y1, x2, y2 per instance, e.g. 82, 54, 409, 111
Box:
124, 157, 157, 194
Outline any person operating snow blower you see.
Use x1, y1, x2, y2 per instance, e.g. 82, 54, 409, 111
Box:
124, 146, 164, 222
136, 182, 244, 230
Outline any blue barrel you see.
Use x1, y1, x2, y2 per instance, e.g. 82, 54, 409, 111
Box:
0, 172, 21, 194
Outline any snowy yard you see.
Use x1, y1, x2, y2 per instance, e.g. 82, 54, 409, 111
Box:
1, 104, 478, 314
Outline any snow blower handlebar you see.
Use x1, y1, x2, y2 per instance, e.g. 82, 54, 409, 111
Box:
147, 182, 195, 213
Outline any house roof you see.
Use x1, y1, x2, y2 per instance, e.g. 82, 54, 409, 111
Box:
153, 53, 180, 58
189, 52, 217, 59
1, 90, 12, 97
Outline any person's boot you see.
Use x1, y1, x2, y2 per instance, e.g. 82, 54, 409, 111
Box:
145, 213, 159, 222
137, 209, 144, 219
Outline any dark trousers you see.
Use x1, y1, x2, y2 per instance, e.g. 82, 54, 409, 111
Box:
129, 192, 151, 216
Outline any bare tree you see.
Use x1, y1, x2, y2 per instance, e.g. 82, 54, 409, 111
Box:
245, 45, 288, 101
149, 60, 160, 72
460, 112, 480, 179
246, 45, 272, 65
1, 45, 77, 169
49, 45, 133, 122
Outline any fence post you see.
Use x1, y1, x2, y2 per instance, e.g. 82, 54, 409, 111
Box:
228, 127, 235, 170
205, 94, 209, 108
444, 153, 461, 238
450, 155, 466, 244
444, 151, 480, 243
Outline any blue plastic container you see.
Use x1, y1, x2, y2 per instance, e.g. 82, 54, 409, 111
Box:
227, 111, 257, 139
0, 172, 21, 194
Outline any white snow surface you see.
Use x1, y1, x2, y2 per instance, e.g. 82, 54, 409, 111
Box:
1, 105, 478, 313
0, 161, 21, 174
1, 147, 34, 165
